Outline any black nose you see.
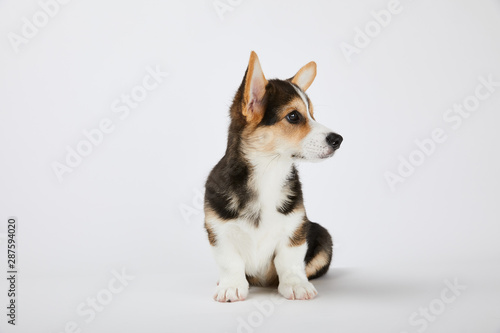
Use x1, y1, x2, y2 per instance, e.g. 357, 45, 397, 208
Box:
326, 133, 343, 150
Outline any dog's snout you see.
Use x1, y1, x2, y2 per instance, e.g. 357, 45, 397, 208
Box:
326, 133, 343, 150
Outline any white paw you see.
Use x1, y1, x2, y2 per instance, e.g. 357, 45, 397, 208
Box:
213, 280, 249, 302
278, 280, 317, 300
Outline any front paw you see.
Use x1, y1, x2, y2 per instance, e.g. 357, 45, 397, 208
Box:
213, 280, 249, 302
278, 280, 317, 300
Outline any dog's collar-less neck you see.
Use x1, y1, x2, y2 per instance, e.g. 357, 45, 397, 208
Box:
245, 151, 294, 181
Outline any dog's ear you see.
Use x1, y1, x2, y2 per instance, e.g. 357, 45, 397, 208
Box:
243, 51, 268, 123
290, 61, 317, 91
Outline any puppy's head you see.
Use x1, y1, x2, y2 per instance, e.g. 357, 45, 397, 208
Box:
234, 51, 342, 162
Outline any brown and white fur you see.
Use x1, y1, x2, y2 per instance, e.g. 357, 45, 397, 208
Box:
204, 52, 343, 302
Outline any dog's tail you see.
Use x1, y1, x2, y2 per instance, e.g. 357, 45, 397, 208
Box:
305, 221, 333, 280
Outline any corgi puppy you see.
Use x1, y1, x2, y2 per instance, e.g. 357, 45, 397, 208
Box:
204, 51, 343, 302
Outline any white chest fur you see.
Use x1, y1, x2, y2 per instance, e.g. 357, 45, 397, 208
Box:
214, 154, 305, 278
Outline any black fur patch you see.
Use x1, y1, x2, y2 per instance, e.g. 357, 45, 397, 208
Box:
205, 152, 253, 221
259, 79, 303, 126
277, 166, 303, 215
304, 221, 333, 280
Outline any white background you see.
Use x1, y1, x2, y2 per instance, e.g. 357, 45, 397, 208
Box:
1, 0, 499, 332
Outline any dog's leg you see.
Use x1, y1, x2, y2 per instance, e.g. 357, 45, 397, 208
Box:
212, 244, 249, 302
274, 242, 318, 300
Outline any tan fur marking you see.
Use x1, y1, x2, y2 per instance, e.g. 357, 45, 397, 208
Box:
264, 262, 279, 286
289, 220, 308, 247
204, 206, 219, 220
305, 251, 330, 278
246, 275, 260, 286
242, 96, 312, 155
246, 262, 279, 287
204, 221, 217, 246
279, 97, 311, 145
204, 207, 221, 245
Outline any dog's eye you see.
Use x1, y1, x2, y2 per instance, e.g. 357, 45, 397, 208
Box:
286, 111, 301, 124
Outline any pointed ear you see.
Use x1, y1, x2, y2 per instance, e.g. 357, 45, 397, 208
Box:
243, 51, 268, 122
291, 61, 317, 91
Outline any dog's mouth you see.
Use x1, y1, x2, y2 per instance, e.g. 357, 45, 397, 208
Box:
320, 151, 335, 159
292, 149, 336, 160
